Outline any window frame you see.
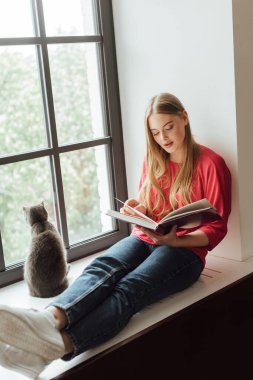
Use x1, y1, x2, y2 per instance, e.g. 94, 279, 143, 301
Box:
0, 0, 129, 287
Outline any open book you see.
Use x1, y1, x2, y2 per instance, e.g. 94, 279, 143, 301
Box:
106, 198, 222, 235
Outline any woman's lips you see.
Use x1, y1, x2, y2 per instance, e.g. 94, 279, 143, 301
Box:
163, 142, 173, 148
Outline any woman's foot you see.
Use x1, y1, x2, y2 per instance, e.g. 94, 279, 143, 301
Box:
0, 305, 65, 361
0, 342, 50, 379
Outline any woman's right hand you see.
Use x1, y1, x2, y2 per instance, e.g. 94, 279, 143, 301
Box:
120, 198, 146, 216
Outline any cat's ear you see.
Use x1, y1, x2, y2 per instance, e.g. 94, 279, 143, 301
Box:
41, 200, 44, 207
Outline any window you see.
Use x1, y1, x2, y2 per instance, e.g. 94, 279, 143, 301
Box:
0, 0, 129, 287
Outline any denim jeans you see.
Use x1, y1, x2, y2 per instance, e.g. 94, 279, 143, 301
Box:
50, 236, 203, 359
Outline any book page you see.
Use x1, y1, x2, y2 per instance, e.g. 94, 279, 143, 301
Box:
160, 198, 213, 223
106, 210, 158, 229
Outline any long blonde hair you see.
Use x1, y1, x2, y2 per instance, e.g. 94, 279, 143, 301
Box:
139, 93, 200, 217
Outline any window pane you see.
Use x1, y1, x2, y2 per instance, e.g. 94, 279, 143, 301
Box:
0, 0, 34, 37
0, 46, 47, 157
0, 157, 56, 266
48, 43, 104, 145
60, 145, 113, 245
43, 0, 95, 36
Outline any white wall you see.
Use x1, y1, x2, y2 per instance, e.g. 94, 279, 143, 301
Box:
232, 0, 253, 261
112, 0, 249, 261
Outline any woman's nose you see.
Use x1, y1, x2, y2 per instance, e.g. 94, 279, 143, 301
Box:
161, 131, 169, 140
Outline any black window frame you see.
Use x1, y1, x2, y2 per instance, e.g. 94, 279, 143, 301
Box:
0, 0, 129, 288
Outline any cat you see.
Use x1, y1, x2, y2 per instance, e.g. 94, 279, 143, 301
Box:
23, 201, 70, 298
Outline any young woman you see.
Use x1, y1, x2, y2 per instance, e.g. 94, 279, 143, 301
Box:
0, 93, 231, 378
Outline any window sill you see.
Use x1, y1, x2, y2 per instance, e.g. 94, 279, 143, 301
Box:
0, 252, 253, 379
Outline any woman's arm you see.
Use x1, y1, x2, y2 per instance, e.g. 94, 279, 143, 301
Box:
139, 226, 209, 248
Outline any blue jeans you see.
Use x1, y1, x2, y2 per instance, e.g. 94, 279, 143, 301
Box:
50, 236, 203, 359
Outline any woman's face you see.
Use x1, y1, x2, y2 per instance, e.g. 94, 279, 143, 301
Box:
148, 111, 188, 163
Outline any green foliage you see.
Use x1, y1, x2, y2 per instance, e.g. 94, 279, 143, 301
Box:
0, 47, 46, 155
49, 43, 94, 144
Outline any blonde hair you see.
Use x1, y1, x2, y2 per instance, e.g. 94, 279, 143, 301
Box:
139, 93, 200, 217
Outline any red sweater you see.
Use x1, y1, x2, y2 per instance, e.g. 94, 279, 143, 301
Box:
132, 145, 231, 266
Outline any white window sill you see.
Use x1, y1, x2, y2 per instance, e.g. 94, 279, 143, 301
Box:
0, 251, 253, 380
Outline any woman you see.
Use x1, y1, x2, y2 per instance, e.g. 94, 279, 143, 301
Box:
0, 93, 231, 378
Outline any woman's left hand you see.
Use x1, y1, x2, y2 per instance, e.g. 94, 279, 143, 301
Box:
139, 225, 179, 246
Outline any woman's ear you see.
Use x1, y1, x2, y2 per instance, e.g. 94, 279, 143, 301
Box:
182, 110, 189, 126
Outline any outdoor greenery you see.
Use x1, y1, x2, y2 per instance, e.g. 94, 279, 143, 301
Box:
0, 43, 103, 266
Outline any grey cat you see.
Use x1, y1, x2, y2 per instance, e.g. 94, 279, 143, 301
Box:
23, 201, 69, 298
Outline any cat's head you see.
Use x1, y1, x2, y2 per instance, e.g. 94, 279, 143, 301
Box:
23, 201, 48, 226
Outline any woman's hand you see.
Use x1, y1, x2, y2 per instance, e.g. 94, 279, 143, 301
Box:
139, 225, 179, 246
120, 198, 146, 216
